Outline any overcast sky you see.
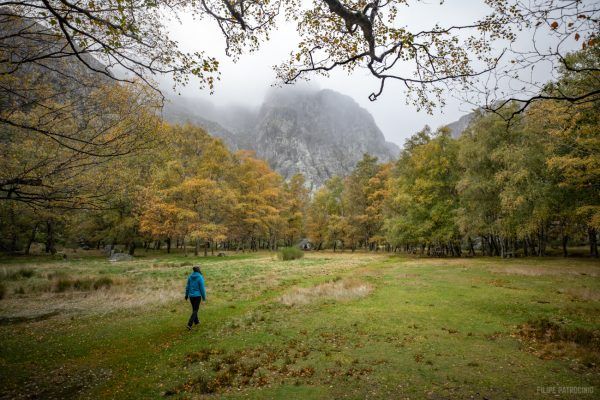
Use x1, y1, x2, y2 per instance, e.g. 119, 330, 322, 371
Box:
162, 1, 562, 146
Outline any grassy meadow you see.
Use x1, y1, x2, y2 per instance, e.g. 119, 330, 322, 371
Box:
0, 251, 598, 399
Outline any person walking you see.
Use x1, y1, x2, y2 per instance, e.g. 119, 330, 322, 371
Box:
184, 266, 206, 330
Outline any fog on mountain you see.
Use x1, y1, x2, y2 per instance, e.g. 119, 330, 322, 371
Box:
165, 87, 401, 189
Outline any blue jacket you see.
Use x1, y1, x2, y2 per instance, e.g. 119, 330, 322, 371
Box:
185, 271, 206, 300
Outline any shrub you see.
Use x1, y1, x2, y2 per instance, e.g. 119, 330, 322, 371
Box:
18, 269, 35, 279
73, 279, 93, 291
277, 247, 304, 261
14, 286, 25, 295
93, 277, 113, 290
0, 283, 5, 300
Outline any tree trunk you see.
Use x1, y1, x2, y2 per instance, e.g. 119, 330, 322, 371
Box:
45, 221, 56, 254
589, 227, 598, 258
166, 237, 171, 253
562, 234, 569, 257
194, 239, 199, 256
25, 223, 38, 255
128, 241, 136, 256
536, 225, 546, 256
204, 241, 208, 257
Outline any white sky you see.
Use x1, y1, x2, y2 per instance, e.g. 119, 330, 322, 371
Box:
162, 1, 563, 146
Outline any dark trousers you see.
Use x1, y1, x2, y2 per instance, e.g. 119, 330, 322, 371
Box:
188, 296, 201, 327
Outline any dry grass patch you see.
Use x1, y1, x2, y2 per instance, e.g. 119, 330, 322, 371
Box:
0, 280, 181, 319
558, 287, 600, 302
280, 279, 373, 306
492, 265, 600, 277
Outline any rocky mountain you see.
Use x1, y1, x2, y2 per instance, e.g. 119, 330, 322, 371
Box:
165, 88, 400, 188
446, 113, 475, 139
253, 89, 399, 188
163, 98, 241, 150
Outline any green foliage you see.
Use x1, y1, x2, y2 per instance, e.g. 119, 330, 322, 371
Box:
384, 127, 461, 253
277, 247, 304, 261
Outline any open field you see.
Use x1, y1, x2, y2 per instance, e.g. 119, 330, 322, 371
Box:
0, 251, 599, 399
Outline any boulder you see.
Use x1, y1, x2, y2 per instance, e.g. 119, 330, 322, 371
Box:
109, 253, 133, 262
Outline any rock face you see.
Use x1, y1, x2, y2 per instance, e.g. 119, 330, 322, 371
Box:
108, 252, 133, 262
446, 112, 476, 138
163, 97, 241, 150
253, 89, 399, 188
165, 89, 400, 188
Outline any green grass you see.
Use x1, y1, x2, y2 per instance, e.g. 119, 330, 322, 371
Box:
0, 251, 598, 399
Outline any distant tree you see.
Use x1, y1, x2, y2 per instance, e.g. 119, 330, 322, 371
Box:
343, 154, 380, 250
307, 187, 330, 250
385, 127, 461, 255
525, 46, 600, 256
282, 174, 310, 246
139, 125, 237, 254
229, 150, 285, 251
365, 162, 392, 251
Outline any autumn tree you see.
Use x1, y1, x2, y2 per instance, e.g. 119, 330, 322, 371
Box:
230, 151, 285, 251
0, 82, 161, 208
5, 1, 595, 126
306, 187, 330, 250
139, 125, 237, 254
365, 162, 392, 251
282, 174, 310, 246
343, 154, 381, 250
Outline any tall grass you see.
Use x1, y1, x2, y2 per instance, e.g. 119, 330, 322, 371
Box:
0, 268, 35, 280
54, 277, 113, 293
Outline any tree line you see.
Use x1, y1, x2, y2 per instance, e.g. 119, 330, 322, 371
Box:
0, 46, 597, 258
0, 121, 311, 256
307, 47, 599, 257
